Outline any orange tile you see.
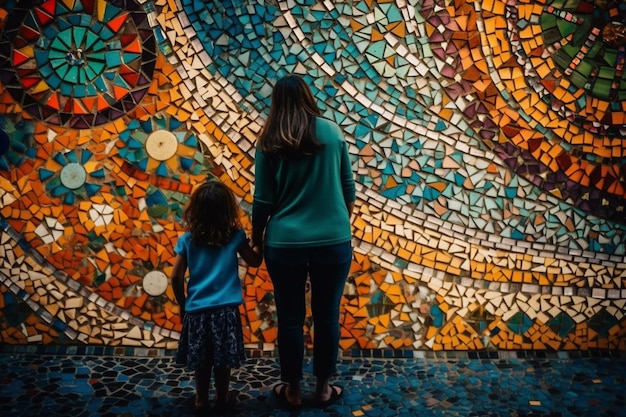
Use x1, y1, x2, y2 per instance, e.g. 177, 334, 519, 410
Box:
262, 327, 277, 343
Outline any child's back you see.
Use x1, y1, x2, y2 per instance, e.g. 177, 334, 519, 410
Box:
170, 181, 261, 412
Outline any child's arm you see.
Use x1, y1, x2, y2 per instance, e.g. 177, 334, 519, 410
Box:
239, 239, 263, 267
170, 254, 188, 317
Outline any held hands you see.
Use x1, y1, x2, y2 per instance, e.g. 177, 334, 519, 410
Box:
250, 239, 263, 266
251, 241, 263, 257
240, 237, 263, 267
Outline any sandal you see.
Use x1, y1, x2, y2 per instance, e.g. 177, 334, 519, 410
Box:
272, 383, 302, 410
315, 384, 343, 408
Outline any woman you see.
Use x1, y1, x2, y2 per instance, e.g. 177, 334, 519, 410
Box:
252, 74, 356, 409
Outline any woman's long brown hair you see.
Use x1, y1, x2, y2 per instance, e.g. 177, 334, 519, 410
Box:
258, 74, 324, 158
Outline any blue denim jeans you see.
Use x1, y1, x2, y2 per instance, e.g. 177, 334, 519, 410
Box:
264, 241, 352, 383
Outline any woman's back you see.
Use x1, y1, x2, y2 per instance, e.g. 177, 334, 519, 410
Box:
254, 117, 355, 248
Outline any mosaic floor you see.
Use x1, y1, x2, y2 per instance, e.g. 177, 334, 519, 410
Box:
0, 0, 625, 353
1, 348, 625, 417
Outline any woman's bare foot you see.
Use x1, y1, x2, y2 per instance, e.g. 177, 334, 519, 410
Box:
287, 383, 301, 405
315, 378, 344, 407
273, 382, 302, 408
315, 384, 343, 408
315, 378, 331, 402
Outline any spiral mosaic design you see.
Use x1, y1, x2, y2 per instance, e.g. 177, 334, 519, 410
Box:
185, 0, 625, 224
0, 0, 157, 128
487, 0, 626, 222
0, 0, 625, 353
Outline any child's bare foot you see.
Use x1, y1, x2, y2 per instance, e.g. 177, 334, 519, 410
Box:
194, 394, 209, 411
215, 393, 230, 413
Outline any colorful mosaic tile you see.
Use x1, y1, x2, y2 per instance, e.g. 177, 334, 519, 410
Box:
0, 0, 625, 352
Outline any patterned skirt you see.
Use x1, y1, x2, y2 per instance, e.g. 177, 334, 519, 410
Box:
175, 305, 246, 371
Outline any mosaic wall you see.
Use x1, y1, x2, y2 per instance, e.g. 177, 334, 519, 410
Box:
0, 0, 625, 352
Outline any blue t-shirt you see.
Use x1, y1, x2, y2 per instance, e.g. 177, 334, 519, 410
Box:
174, 229, 246, 313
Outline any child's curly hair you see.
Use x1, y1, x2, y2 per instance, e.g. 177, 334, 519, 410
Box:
183, 181, 241, 246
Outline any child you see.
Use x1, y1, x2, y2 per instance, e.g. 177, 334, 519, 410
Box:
171, 180, 262, 412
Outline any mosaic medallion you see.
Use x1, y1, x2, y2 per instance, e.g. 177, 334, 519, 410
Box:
40, 148, 103, 204
142, 270, 168, 297
0, 0, 157, 128
59, 163, 87, 190
145, 130, 179, 161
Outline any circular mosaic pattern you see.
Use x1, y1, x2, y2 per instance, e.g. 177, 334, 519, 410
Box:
512, 1, 626, 137
142, 270, 168, 297
0, 0, 157, 128
400, 0, 626, 223
43, 27, 110, 85
540, 2, 626, 104
145, 130, 178, 162
40, 148, 103, 205
115, 116, 207, 181
59, 162, 87, 190
489, 0, 626, 220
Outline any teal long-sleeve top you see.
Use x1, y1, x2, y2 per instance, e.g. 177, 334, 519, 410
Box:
252, 117, 356, 248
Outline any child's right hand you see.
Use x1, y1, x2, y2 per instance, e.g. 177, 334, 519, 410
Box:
240, 238, 263, 267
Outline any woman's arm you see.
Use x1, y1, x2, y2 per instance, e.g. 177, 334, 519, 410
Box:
251, 208, 269, 248
346, 200, 355, 218
252, 149, 275, 248
340, 138, 356, 218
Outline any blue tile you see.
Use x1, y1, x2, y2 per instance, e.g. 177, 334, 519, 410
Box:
0, 350, 625, 417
